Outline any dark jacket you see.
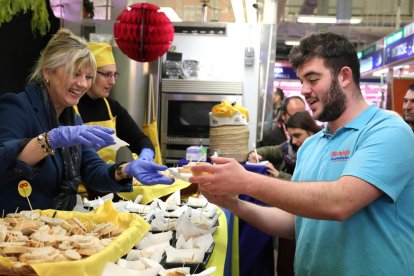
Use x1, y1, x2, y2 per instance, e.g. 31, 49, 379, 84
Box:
254, 141, 297, 180
261, 121, 288, 146
0, 83, 132, 214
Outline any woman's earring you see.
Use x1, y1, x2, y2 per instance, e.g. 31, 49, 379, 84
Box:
46, 79, 50, 85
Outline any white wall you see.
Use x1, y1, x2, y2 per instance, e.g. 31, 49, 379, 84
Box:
169, 23, 261, 148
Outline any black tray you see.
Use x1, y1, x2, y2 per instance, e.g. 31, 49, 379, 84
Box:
161, 242, 215, 274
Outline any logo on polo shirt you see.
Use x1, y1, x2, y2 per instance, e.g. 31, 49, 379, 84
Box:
331, 149, 350, 162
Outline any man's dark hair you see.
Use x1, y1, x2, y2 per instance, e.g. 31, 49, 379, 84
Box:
288, 32, 361, 87
408, 84, 414, 91
286, 111, 322, 134
274, 88, 285, 100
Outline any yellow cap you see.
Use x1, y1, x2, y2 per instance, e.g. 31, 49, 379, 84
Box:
87, 42, 115, 68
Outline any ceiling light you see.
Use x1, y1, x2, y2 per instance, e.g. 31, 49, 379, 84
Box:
297, 15, 362, 24
159, 7, 182, 22
372, 68, 389, 77
285, 40, 300, 46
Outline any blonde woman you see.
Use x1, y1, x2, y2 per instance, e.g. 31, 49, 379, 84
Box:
0, 29, 173, 214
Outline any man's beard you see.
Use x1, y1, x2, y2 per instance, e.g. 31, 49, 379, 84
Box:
404, 115, 414, 125
317, 77, 347, 122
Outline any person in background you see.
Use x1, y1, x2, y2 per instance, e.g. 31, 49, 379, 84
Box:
190, 31, 414, 275
261, 95, 306, 146
272, 87, 285, 122
248, 111, 321, 180
75, 42, 155, 199
0, 28, 174, 214
403, 83, 414, 131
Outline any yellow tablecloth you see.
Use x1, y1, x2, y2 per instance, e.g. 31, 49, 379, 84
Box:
208, 208, 228, 276
117, 179, 191, 204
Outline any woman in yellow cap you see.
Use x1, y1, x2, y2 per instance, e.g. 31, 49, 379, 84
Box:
74, 42, 156, 199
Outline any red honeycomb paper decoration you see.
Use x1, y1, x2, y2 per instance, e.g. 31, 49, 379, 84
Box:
114, 3, 174, 62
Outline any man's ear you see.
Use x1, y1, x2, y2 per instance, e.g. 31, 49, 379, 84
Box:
338, 66, 353, 88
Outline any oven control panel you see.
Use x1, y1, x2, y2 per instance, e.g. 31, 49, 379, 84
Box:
166, 137, 209, 145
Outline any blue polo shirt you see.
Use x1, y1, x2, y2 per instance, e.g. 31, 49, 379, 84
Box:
292, 105, 414, 276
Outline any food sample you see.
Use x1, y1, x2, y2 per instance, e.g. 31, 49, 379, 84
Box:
0, 211, 124, 267
178, 162, 211, 176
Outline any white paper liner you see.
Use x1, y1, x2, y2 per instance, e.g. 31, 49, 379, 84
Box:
150, 216, 178, 232
191, 213, 220, 230
165, 245, 205, 263
156, 198, 179, 212
166, 190, 181, 205
83, 193, 114, 209
175, 212, 217, 239
102, 261, 161, 276
136, 231, 173, 250
176, 233, 214, 252
126, 241, 170, 263
190, 203, 218, 218
107, 135, 130, 152
162, 205, 189, 218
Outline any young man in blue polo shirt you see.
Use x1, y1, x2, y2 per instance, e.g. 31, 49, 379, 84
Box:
190, 32, 414, 275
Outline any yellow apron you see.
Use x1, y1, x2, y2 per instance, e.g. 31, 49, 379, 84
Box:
73, 98, 117, 164
74, 98, 117, 197
144, 75, 163, 165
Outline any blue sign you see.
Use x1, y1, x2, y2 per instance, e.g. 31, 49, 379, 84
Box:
274, 66, 297, 79
360, 49, 384, 74
384, 33, 414, 65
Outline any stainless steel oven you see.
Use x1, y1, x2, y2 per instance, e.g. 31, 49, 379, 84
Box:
160, 79, 243, 165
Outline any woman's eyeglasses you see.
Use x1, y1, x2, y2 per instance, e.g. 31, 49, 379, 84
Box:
97, 71, 120, 80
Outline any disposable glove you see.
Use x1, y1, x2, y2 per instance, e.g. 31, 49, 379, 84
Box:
125, 159, 175, 185
138, 148, 154, 161
48, 125, 115, 150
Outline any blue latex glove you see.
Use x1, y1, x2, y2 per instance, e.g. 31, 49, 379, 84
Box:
125, 159, 175, 185
48, 125, 115, 150
138, 148, 154, 161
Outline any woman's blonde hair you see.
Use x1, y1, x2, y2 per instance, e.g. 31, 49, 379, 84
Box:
29, 28, 96, 84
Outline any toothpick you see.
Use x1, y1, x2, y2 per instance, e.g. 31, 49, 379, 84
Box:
253, 143, 259, 163
23, 195, 33, 212
199, 206, 204, 224
72, 217, 87, 233
211, 151, 219, 165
